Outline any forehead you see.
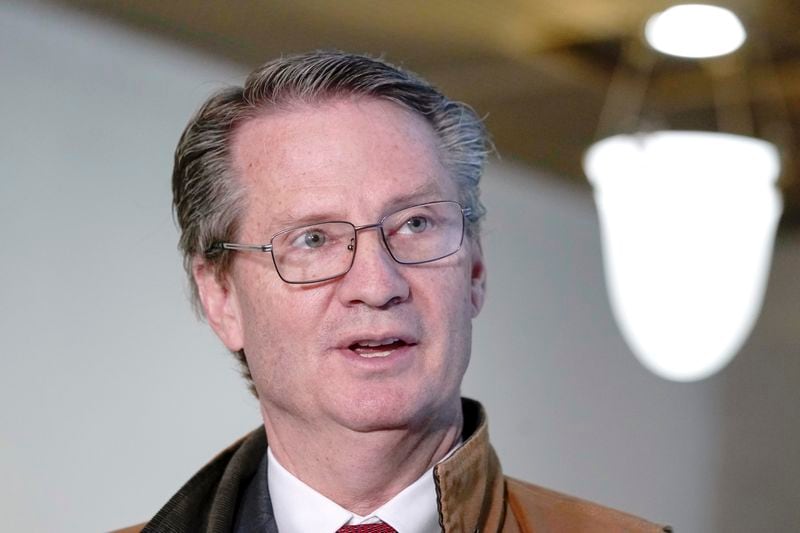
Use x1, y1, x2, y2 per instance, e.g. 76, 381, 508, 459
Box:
230, 98, 457, 229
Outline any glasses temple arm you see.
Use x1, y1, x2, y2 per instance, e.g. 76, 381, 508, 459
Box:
207, 242, 273, 254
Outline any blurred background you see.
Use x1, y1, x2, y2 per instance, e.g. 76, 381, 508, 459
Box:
1, 0, 798, 531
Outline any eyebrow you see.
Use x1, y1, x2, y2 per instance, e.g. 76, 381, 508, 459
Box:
267, 179, 447, 232
382, 181, 445, 211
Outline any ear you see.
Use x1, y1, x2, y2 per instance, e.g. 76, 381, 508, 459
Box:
193, 257, 245, 352
468, 239, 487, 318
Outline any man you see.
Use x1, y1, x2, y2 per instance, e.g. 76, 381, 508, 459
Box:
121, 51, 669, 532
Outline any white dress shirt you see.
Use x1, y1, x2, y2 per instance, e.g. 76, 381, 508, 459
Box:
267, 446, 449, 533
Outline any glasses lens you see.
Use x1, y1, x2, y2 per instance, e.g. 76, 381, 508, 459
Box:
271, 222, 355, 283
382, 202, 464, 264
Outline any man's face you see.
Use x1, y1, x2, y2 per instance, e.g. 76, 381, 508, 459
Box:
197, 98, 485, 433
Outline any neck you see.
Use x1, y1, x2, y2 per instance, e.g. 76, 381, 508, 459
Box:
261, 401, 463, 515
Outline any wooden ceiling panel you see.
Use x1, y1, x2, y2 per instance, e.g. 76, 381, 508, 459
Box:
52, 0, 800, 229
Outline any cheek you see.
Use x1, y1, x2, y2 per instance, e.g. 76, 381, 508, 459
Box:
236, 275, 336, 385
238, 298, 310, 403
418, 263, 475, 350
236, 261, 331, 333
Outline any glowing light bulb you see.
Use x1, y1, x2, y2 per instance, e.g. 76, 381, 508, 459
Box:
645, 4, 746, 58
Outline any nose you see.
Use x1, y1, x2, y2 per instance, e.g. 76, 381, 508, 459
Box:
336, 226, 410, 308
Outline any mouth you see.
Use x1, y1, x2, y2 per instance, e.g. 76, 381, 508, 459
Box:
347, 338, 415, 358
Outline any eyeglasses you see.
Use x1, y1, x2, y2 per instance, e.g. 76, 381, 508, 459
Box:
207, 200, 471, 284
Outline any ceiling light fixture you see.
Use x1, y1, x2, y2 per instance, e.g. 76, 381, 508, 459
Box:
585, 131, 781, 381
645, 4, 747, 58
583, 7, 785, 381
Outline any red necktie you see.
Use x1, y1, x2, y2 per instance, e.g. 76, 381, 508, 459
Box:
336, 522, 397, 533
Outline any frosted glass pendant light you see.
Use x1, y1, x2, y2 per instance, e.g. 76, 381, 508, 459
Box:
584, 131, 782, 381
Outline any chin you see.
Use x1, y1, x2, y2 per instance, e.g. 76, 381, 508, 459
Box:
331, 386, 457, 433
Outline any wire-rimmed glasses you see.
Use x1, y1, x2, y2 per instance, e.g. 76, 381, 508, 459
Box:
207, 200, 471, 284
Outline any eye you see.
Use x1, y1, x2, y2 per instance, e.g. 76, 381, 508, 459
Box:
401, 216, 428, 234
293, 229, 327, 249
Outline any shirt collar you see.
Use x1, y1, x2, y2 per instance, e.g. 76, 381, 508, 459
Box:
267, 446, 447, 533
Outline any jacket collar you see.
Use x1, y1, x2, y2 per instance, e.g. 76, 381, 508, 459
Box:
434, 397, 505, 532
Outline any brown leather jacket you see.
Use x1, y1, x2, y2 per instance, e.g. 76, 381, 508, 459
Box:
115, 399, 670, 532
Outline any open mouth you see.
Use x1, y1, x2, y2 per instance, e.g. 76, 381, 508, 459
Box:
347, 338, 412, 358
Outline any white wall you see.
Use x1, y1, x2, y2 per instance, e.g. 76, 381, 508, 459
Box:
1, 2, 797, 532
1, 2, 257, 530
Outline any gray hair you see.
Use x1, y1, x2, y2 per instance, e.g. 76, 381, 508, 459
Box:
172, 50, 489, 391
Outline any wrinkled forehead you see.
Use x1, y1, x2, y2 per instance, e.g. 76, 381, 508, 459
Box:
229, 97, 458, 230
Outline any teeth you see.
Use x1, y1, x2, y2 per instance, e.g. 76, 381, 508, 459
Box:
358, 350, 393, 359
357, 338, 400, 348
